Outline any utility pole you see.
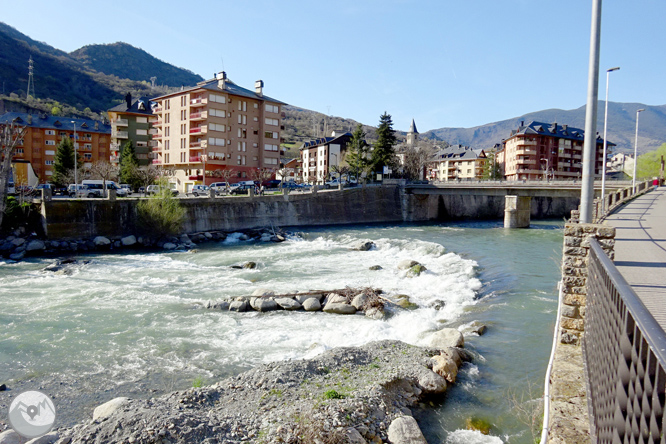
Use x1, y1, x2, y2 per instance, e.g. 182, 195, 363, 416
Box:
580, 0, 602, 223
26, 57, 35, 100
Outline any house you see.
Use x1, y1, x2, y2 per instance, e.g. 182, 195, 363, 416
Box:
428, 145, 487, 181
299, 132, 353, 184
497, 121, 611, 181
150, 72, 286, 192
107, 94, 157, 167
0, 112, 111, 183
277, 158, 299, 182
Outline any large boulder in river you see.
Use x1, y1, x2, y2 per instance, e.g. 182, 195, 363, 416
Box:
93, 236, 111, 247
121, 235, 137, 246
431, 354, 459, 383
250, 297, 278, 312
323, 303, 356, 315
229, 300, 249, 312
353, 241, 375, 251
252, 288, 274, 297
275, 297, 301, 311
387, 416, 428, 444
429, 328, 464, 349
25, 240, 45, 252
302, 298, 321, 311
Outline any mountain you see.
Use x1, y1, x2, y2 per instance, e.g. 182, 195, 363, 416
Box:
70, 42, 203, 88
0, 23, 198, 114
423, 102, 666, 155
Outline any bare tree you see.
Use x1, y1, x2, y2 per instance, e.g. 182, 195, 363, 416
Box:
0, 120, 27, 228
403, 144, 435, 181
133, 165, 160, 196
86, 160, 119, 197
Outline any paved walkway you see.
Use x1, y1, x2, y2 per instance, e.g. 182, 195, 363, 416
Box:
605, 187, 666, 326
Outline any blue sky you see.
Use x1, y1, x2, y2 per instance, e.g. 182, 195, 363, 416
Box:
1, 0, 664, 132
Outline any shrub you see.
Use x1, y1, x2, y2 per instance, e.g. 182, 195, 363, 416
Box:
136, 179, 185, 236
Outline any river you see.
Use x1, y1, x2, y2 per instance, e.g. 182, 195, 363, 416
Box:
0, 220, 563, 443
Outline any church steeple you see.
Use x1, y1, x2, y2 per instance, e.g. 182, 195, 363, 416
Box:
407, 118, 419, 146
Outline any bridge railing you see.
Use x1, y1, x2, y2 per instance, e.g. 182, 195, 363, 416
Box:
584, 238, 666, 444
592, 180, 652, 222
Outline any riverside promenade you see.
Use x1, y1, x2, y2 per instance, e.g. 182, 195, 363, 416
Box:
605, 187, 666, 327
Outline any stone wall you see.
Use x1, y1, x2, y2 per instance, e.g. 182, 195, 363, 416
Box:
559, 222, 616, 345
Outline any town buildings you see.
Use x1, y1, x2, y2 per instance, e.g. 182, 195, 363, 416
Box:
150, 72, 286, 192
0, 112, 111, 183
497, 121, 610, 181
107, 94, 157, 167
299, 132, 352, 184
427, 145, 487, 181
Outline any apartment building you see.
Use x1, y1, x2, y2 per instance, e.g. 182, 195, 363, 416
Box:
497, 121, 610, 181
150, 72, 286, 192
428, 145, 487, 181
0, 112, 111, 183
299, 132, 352, 184
107, 94, 157, 167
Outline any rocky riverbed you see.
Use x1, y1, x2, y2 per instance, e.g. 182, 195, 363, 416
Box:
0, 337, 473, 444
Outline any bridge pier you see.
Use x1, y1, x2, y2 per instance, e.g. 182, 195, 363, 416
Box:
503, 195, 531, 228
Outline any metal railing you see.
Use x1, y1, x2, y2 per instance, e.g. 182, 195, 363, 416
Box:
583, 239, 666, 444
593, 180, 651, 222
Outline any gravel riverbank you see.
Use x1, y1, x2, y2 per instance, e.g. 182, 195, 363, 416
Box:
4, 339, 470, 444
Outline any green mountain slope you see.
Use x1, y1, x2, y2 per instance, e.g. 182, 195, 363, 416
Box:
70, 42, 203, 87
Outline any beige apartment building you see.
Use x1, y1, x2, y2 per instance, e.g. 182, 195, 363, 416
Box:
150, 72, 286, 192
498, 121, 609, 181
427, 145, 487, 181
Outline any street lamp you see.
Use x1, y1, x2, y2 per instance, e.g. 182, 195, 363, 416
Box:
601, 67, 620, 212
632, 108, 645, 192
71, 121, 78, 187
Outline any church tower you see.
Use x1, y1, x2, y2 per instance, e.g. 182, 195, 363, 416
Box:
407, 119, 418, 146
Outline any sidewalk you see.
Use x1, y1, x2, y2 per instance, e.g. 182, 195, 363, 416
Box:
605, 188, 666, 327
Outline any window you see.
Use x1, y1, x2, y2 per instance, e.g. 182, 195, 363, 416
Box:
238, 128, 247, 138
238, 114, 247, 125
265, 144, 278, 152
264, 131, 278, 139
237, 155, 246, 165
165, 127, 170, 137
237, 142, 246, 152
210, 94, 226, 104
45, 150, 55, 156
165, 153, 170, 163
84, 153, 92, 160
45, 130, 55, 135
180, 152, 186, 162
45, 171, 53, 176
265, 118, 279, 126
181, 96, 187, 107
165, 140, 170, 150
45, 140, 55, 146
16, 148, 24, 154
265, 104, 279, 113
181, 110, 186, 120
210, 109, 226, 118
165, 114, 170, 124
209, 123, 225, 132
238, 101, 247, 111
180, 124, 186, 135
209, 138, 226, 146
45, 160, 54, 165
265, 158, 278, 165
165, 99, 171, 110
137, 117, 148, 124
180, 138, 186, 149
59, 131, 67, 137
84, 143, 92, 149
137, 129, 148, 136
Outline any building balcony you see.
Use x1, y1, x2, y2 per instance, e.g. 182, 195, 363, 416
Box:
110, 155, 119, 163
189, 111, 208, 121
516, 159, 537, 166
148, 140, 159, 147
114, 119, 128, 126
558, 161, 571, 168
190, 98, 208, 107
112, 131, 128, 139
189, 175, 203, 181
189, 156, 202, 162
189, 140, 208, 149
151, 134, 162, 140
559, 152, 572, 158
153, 106, 162, 113
152, 120, 163, 127
572, 154, 582, 160
152, 159, 162, 164
515, 148, 537, 155
189, 125, 208, 134
516, 139, 537, 146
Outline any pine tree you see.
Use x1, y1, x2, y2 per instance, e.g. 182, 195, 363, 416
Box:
345, 124, 370, 180
53, 136, 79, 186
370, 112, 398, 175
119, 141, 140, 188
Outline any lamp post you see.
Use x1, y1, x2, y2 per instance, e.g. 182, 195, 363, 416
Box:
71, 121, 78, 187
601, 67, 620, 212
201, 154, 207, 186
633, 108, 645, 192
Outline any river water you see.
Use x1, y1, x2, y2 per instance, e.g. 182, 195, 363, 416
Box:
0, 220, 563, 443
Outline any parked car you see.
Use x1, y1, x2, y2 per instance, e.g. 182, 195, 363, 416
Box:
146, 185, 179, 197
261, 180, 281, 189
209, 182, 230, 194
229, 184, 255, 195
280, 181, 301, 190
324, 179, 342, 189
190, 185, 211, 196
81, 180, 128, 197
68, 184, 94, 198
119, 184, 132, 195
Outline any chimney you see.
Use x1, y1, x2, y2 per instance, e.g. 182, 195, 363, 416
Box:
27, 115, 32, 124
520, 120, 524, 127
216, 71, 227, 89
563, 124, 568, 131
552, 122, 558, 133
255, 80, 264, 96
125, 92, 132, 109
